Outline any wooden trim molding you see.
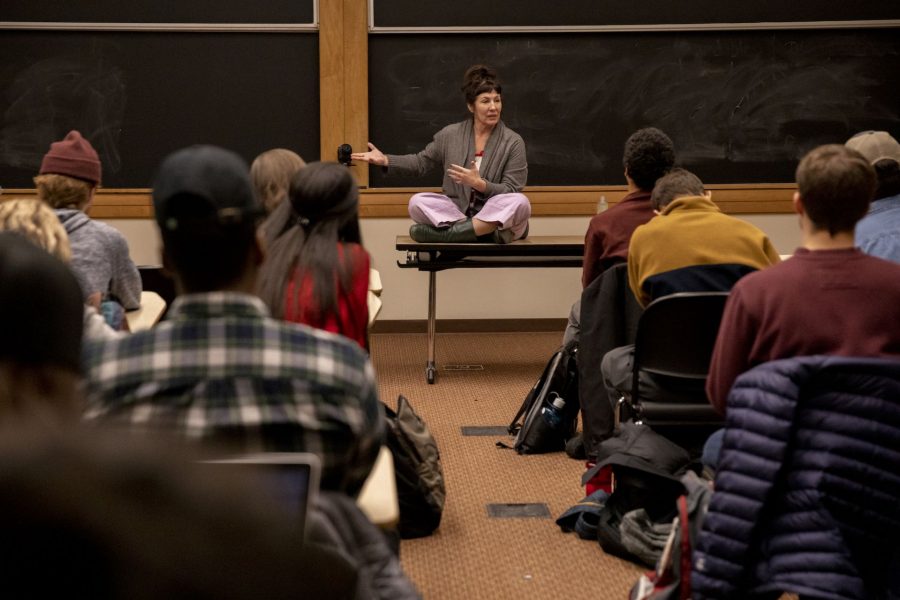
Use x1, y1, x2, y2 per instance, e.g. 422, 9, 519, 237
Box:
1, 189, 153, 219
358, 183, 796, 217
1, 183, 796, 219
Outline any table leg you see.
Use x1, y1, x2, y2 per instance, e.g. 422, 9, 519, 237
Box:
426, 270, 436, 384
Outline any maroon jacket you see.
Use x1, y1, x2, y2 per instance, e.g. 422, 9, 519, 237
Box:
706, 247, 900, 413
582, 190, 654, 288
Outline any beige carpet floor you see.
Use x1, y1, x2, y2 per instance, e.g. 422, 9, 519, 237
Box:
370, 331, 644, 600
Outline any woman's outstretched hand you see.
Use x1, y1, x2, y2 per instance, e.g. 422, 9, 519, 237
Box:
448, 160, 485, 191
351, 143, 388, 167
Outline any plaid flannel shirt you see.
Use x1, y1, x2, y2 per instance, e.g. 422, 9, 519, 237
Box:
82, 292, 383, 495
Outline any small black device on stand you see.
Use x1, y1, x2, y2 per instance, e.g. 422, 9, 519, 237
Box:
337, 144, 353, 166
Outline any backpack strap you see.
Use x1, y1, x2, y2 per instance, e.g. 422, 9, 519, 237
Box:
677, 494, 691, 600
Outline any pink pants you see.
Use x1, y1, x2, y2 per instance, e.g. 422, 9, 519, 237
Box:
408, 192, 532, 240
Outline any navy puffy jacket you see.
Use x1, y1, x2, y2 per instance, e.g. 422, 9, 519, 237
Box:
692, 356, 900, 600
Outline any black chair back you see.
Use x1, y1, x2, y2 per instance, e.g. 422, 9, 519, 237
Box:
138, 266, 177, 319
629, 292, 729, 426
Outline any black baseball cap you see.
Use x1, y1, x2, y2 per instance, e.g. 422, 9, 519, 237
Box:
152, 145, 264, 233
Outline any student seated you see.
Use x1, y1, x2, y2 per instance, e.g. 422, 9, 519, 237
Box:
251, 147, 307, 215
82, 146, 384, 496
565, 127, 675, 347
0, 198, 119, 341
706, 144, 900, 413
0, 233, 85, 425
34, 130, 142, 324
846, 130, 900, 262
258, 162, 370, 350
600, 168, 780, 412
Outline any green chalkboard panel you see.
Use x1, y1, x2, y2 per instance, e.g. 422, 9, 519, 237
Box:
372, 0, 899, 28
0, 31, 319, 187
368, 30, 900, 186
2, 0, 315, 25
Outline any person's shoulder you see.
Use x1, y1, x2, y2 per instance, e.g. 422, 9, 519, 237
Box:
857, 251, 900, 275
500, 123, 525, 144
342, 241, 370, 261
85, 218, 130, 245
271, 318, 370, 371
437, 121, 468, 138
730, 259, 792, 294
82, 326, 161, 376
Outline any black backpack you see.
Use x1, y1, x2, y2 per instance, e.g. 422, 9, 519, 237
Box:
504, 344, 580, 454
383, 395, 446, 539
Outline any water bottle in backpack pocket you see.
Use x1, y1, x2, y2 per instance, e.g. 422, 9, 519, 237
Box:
541, 393, 567, 430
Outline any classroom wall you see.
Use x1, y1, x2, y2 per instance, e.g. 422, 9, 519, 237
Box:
101, 213, 801, 322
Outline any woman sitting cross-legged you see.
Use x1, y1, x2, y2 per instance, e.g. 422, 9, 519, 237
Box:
352, 64, 531, 243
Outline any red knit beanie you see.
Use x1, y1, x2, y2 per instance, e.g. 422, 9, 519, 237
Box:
39, 130, 102, 186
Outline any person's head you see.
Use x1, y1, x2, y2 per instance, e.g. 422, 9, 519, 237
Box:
33, 130, 102, 210
152, 145, 265, 294
462, 64, 502, 130
0, 233, 84, 425
250, 149, 307, 214
650, 168, 706, 211
0, 429, 357, 599
0, 198, 71, 262
845, 130, 900, 201
257, 162, 363, 319
795, 144, 876, 236
622, 128, 676, 191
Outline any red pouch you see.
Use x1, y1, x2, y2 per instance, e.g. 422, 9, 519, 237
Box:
584, 462, 613, 495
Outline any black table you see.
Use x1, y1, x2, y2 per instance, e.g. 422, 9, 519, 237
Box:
396, 235, 584, 383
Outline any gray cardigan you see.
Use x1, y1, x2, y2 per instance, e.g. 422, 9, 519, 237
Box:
385, 119, 527, 213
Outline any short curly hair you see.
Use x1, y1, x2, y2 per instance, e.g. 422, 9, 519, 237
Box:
622, 128, 675, 191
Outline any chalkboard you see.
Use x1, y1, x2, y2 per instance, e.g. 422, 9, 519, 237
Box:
372, 0, 900, 29
0, 31, 319, 188
368, 30, 900, 186
2, 0, 315, 25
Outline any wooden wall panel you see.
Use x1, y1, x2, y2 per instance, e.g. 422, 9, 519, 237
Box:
0, 184, 792, 219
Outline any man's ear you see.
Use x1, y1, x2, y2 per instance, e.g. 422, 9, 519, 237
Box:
792, 191, 804, 216
253, 226, 267, 267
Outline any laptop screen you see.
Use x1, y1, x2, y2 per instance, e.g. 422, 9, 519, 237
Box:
202, 453, 320, 540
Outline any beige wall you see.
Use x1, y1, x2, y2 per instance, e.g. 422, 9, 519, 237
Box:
101, 213, 801, 321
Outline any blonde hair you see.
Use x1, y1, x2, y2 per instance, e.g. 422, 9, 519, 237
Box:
0, 198, 71, 262
250, 149, 306, 214
33, 173, 93, 209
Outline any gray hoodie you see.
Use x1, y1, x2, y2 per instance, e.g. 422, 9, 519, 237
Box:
55, 209, 142, 310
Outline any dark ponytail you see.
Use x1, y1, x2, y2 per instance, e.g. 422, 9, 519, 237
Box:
257, 162, 364, 319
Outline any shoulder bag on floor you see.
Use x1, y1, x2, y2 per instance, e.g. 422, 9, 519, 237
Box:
383, 395, 446, 539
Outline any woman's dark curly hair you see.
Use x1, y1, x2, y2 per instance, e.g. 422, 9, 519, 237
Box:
461, 64, 502, 105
